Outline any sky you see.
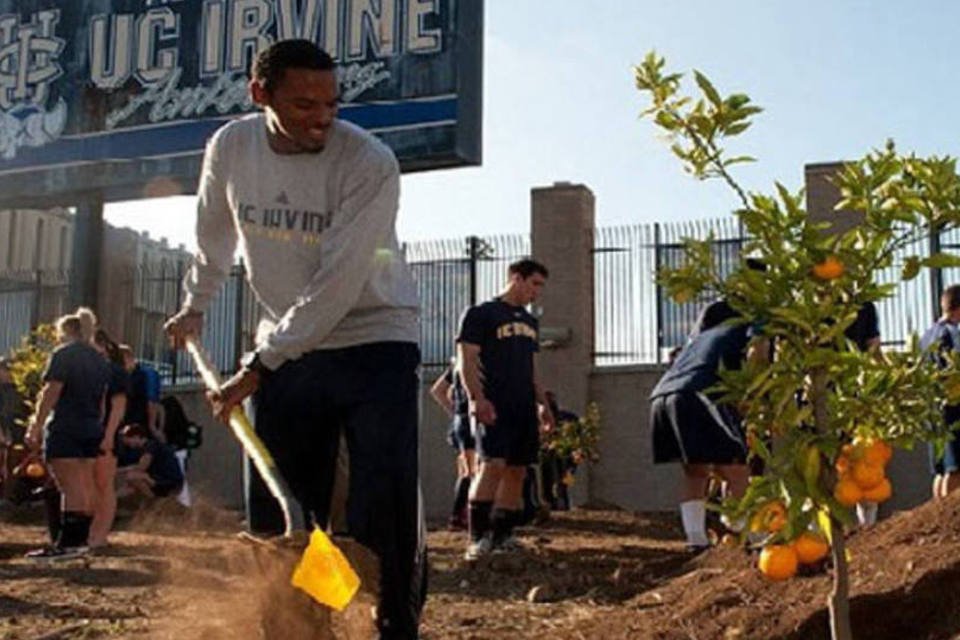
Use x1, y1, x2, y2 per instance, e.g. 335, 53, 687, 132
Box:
105, 1, 960, 252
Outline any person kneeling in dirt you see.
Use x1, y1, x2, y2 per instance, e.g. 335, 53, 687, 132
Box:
117, 424, 184, 500
649, 312, 769, 552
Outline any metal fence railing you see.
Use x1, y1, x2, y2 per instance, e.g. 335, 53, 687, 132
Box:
2, 219, 955, 382
406, 234, 531, 375
593, 218, 747, 366
0, 270, 71, 355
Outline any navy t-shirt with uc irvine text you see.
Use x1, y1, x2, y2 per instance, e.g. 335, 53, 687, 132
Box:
456, 298, 539, 411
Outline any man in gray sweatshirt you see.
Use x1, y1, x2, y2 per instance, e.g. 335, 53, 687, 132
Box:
164, 40, 424, 639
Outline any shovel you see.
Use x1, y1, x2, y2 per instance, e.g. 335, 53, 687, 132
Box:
184, 337, 360, 611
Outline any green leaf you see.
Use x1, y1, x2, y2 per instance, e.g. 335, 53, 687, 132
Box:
923, 252, 960, 269
693, 70, 722, 107
901, 255, 921, 281
724, 121, 752, 136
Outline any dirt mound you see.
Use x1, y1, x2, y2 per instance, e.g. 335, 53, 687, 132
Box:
607, 492, 960, 640
4, 496, 960, 638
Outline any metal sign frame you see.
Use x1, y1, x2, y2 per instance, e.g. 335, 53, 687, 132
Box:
0, 0, 483, 208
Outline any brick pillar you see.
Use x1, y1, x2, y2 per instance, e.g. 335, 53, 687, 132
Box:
531, 182, 595, 504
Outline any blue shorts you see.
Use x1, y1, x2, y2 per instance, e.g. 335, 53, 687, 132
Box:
446, 414, 476, 452
476, 403, 539, 466
44, 429, 102, 459
651, 391, 747, 465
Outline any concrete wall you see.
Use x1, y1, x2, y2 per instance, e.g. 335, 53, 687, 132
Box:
168, 387, 245, 509
175, 365, 935, 523
587, 365, 678, 512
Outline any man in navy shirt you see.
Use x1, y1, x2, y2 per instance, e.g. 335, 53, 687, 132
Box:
650, 316, 767, 551
456, 259, 555, 559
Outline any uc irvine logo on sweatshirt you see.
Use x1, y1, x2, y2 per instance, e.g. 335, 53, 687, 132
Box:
238, 199, 334, 246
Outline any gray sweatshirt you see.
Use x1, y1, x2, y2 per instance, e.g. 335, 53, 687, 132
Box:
183, 114, 419, 371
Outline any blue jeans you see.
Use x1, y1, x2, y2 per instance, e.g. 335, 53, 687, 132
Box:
244, 341, 425, 639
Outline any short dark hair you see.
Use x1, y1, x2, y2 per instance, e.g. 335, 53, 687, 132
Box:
508, 258, 549, 279
94, 329, 123, 365
120, 423, 149, 439
252, 39, 335, 93
943, 285, 960, 311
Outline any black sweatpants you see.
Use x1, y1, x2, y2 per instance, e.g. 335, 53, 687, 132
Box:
245, 341, 426, 639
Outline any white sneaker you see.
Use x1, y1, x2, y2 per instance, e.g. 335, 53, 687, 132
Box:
25, 545, 89, 562
464, 537, 493, 561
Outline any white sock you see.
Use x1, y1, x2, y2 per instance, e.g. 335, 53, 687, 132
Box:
856, 501, 878, 526
680, 500, 709, 546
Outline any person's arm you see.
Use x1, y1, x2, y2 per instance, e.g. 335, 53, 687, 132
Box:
144, 367, 164, 441
25, 381, 62, 453
102, 393, 127, 454
166, 130, 236, 345
136, 450, 153, 474
457, 342, 496, 426
533, 358, 555, 433
430, 369, 454, 417
255, 149, 402, 371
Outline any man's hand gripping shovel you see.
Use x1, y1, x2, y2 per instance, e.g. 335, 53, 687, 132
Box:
184, 337, 360, 611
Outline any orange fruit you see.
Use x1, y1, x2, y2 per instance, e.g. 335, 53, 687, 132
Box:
758, 545, 798, 581
835, 455, 851, 476
24, 462, 45, 478
812, 256, 845, 280
834, 478, 863, 507
851, 461, 885, 490
861, 477, 892, 503
793, 532, 830, 564
861, 440, 893, 467
751, 501, 788, 533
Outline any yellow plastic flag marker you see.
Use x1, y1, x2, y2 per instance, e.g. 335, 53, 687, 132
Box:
291, 528, 361, 611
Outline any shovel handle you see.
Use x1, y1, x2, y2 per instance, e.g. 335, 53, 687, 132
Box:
184, 337, 302, 536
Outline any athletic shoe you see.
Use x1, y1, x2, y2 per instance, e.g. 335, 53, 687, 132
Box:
464, 537, 493, 561
493, 535, 523, 553
24, 545, 89, 562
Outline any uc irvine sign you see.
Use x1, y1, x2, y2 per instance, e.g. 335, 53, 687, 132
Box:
0, 0, 483, 207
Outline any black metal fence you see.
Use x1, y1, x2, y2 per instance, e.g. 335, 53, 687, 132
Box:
2, 219, 954, 384
0, 270, 71, 355
406, 234, 530, 376
593, 218, 746, 365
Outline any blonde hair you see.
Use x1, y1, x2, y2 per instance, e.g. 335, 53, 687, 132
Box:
56, 314, 83, 342
75, 307, 98, 343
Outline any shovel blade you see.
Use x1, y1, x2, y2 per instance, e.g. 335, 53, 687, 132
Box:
291, 528, 361, 611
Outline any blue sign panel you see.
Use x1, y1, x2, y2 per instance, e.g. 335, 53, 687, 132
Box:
0, 0, 482, 207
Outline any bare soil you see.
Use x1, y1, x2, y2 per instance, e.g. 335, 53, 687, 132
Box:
3, 492, 960, 639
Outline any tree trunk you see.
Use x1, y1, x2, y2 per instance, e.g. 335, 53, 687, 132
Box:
828, 516, 852, 640
812, 368, 852, 640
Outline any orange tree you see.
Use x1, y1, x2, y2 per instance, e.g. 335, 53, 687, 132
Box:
6, 323, 57, 418
634, 52, 960, 640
